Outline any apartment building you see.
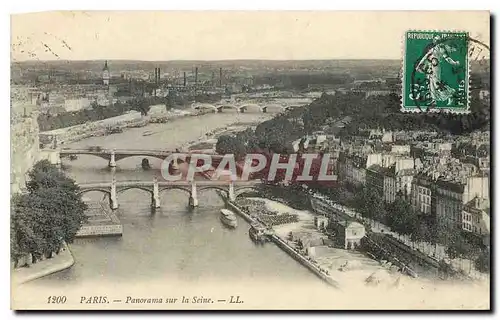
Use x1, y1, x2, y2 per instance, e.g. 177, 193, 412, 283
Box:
410, 174, 436, 217
435, 176, 489, 230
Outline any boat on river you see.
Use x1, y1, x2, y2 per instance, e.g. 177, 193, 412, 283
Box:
220, 209, 238, 228
142, 130, 155, 136
249, 223, 270, 243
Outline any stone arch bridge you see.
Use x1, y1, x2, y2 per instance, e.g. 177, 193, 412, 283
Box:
191, 102, 300, 113
58, 148, 223, 168
78, 178, 262, 210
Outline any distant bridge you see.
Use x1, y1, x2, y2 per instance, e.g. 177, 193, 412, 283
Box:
235, 94, 312, 100
191, 101, 307, 113
78, 178, 262, 210
58, 148, 223, 168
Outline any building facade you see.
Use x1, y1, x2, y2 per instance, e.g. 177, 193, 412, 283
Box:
332, 220, 366, 250
367, 158, 415, 204
462, 197, 490, 247
435, 176, 489, 230
410, 175, 436, 217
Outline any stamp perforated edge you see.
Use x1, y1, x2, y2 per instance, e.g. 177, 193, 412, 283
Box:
400, 29, 471, 115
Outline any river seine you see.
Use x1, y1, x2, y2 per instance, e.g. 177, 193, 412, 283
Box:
31, 112, 325, 289
17, 112, 490, 310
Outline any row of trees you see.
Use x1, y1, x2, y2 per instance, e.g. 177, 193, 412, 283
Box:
350, 186, 489, 274
302, 90, 490, 137
11, 160, 88, 267
215, 106, 307, 160
217, 87, 489, 167
215, 114, 305, 184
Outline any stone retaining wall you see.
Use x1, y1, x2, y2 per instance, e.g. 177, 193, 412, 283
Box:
11, 110, 40, 194
11, 242, 74, 285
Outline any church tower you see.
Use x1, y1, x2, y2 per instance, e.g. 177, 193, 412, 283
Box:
102, 60, 110, 86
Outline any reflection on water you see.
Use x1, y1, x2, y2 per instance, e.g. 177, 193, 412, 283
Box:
32, 113, 324, 288
36, 189, 321, 288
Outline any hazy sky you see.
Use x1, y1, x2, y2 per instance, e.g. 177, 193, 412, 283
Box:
11, 11, 490, 61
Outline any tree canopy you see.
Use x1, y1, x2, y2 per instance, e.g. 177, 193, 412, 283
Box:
215, 135, 247, 161
11, 160, 88, 265
354, 186, 385, 223
474, 249, 490, 273
385, 197, 419, 237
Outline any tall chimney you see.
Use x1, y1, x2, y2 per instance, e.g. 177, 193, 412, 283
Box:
154, 68, 157, 97
157, 67, 161, 83
219, 67, 222, 87
211, 71, 215, 87
183, 72, 186, 87
194, 67, 198, 98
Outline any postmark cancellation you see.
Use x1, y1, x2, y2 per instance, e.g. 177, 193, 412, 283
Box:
402, 30, 470, 114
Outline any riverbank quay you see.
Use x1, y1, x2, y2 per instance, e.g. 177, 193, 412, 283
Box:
233, 189, 439, 281
76, 202, 123, 237
11, 242, 74, 286
39, 107, 195, 146
226, 200, 257, 224
309, 192, 478, 281
234, 196, 425, 287
270, 234, 339, 287
227, 199, 339, 288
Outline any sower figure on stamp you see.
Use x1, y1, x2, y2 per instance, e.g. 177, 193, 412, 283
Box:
416, 35, 460, 106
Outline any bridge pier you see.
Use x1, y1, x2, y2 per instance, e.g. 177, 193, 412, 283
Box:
171, 154, 179, 170
216, 107, 223, 113
110, 178, 119, 210
189, 182, 199, 208
238, 107, 245, 113
261, 106, 267, 113
109, 149, 116, 168
152, 177, 161, 208
44, 149, 61, 167
228, 182, 236, 202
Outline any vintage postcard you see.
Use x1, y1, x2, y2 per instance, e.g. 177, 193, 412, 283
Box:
10, 11, 490, 310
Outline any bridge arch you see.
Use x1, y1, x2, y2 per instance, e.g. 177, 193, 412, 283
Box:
219, 105, 240, 111
117, 186, 154, 195
192, 103, 220, 112
198, 185, 230, 197
159, 185, 231, 196
78, 188, 111, 196
113, 154, 168, 162
158, 186, 192, 195
264, 103, 288, 112
239, 103, 263, 112
234, 186, 261, 198
70, 154, 111, 161
60, 152, 170, 164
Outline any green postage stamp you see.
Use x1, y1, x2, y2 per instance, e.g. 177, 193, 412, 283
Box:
402, 31, 470, 114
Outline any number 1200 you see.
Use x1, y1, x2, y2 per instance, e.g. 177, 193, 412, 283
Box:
47, 296, 67, 304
